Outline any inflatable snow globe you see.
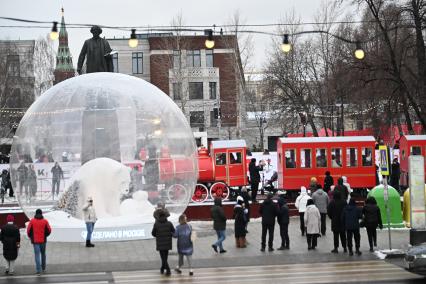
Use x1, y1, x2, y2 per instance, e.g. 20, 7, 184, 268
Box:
10, 73, 197, 241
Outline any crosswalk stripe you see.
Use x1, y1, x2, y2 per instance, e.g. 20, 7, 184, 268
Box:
113, 263, 396, 279
112, 260, 393, 277
112, 263, 421, 283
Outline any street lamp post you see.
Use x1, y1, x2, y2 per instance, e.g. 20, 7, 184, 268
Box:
299, 112, 307, 137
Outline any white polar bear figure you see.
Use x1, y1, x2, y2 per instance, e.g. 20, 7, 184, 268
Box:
74, 158, 131, 218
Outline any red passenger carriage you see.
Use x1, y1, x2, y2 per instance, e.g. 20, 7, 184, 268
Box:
277, 136, 377, 191
399, 135, 426, 187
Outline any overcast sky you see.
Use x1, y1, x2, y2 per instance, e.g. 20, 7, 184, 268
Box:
0, 0, 347, 70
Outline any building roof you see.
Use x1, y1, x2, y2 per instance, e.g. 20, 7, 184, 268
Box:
403, 135, 426, 141
279, 136, 376, 144
211, 140, 246, 149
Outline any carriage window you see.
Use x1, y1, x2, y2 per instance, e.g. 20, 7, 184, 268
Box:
362, 147, 373, 166
285, 149, 296, 168
331, 148, 342, 168
300, 149, 311, 168
229, 152, 242, 164
411, 146, 422, 155
215, 153, 226, 165
316, 148, 327, 168
346, 147, 358, 167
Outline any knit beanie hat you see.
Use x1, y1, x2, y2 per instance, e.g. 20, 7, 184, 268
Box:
6, 214, 14, 222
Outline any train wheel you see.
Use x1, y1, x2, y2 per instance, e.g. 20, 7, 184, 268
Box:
210, 182, 229, 200
167, 184, 188, 203
191, 184, 209, 203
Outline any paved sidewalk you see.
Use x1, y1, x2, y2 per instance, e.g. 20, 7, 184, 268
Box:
2, 217, 411, 275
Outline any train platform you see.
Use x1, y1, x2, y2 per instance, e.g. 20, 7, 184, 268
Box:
1, 217, 411, 276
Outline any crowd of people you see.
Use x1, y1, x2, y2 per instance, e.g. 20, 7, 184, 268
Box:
0, 173, 384, 278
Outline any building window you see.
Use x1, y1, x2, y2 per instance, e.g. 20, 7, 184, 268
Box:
132, 52, 143, 74
112, 53, 119, 73
209, 82, 217, 99
187, 50, 201, 67
189, 82, 203, 100
173, 50, 181, 68
172, 82, 182, 100
206, 49, 213, 67
7, 55, 20, 77
210, 109, 218, 126
190, 111, 204, 128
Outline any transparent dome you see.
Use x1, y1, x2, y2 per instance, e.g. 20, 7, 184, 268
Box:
10, 73, 197, 224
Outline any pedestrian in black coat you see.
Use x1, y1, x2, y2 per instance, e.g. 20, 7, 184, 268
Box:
327, 191, 347, 253
240, 187, 251, 225
249, 158, 263, 202
323, 171, 334, 193
259, 193, 278, 251
342, 198, 362, 256
277, 195, 290, 250
390, 158, 400, 191
335, 177, 349, 201
152, 211, 175, 276
0, 215, 20, 275
233, 197, 247, 248
211, 197, 227, 253
362, 196, 383, 252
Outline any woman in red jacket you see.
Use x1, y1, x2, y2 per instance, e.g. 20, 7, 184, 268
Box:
27, 209, 51, 275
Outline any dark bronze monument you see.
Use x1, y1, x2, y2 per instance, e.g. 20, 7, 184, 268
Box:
77, 26, 114, 74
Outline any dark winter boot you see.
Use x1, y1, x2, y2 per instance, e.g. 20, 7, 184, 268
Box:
86, 240, 91, 247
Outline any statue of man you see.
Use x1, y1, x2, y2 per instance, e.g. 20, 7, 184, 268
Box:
77, 26, 113, 74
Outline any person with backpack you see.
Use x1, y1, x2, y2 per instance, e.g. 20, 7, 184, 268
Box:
152, 210, 175, 276
27, 209, 51, 275
312, 186, 329, 236
0, 215, 20, 275
362, 196, 383, 252
173, 214, 194, 276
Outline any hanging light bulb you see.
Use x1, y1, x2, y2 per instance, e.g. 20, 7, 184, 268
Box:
128, 29, 138, 48
205, 29, 215, 49
354, 41, 365, 60
50, 22, 59, 41
281, 34, 291, 53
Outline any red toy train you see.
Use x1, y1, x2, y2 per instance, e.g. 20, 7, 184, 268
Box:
129, 135, 426, 203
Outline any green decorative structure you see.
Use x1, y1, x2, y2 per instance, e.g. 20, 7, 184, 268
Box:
368, 184, 404, 228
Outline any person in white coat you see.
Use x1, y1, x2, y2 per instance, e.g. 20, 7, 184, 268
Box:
295, 186, 311, 236
342, 176, 352, 202
304, 199, 321, 250
82, 196, 97, 247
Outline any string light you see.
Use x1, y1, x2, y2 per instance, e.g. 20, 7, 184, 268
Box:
49, 21, 59, 40
354, 42, 365, 60
280, 34, 291, 53
128, 29, 138, 48
205, 29, 215, 49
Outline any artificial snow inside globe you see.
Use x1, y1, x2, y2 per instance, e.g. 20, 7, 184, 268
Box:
10, 73, 197, 242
